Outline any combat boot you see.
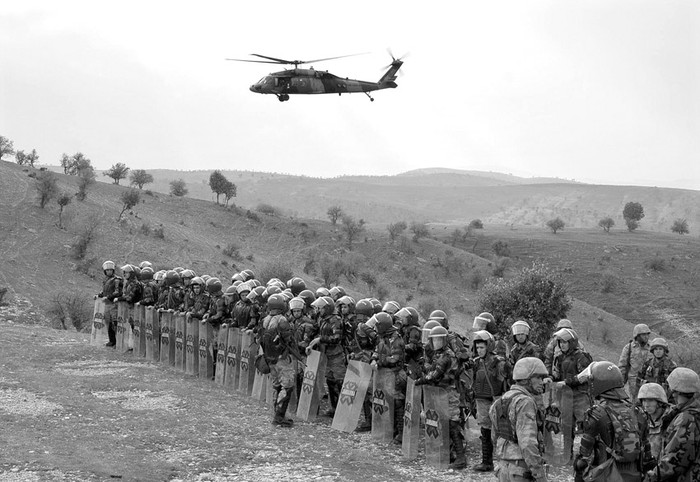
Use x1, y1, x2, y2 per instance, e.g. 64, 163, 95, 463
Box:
392, 399, 405, 444
448, 421, 467, 470
473, 428, 494, 472
356, 399, 372, 432
325, 381, 338, 417
272, 389, 293, 427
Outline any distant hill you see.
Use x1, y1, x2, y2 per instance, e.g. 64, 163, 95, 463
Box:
78, 167, 700, 233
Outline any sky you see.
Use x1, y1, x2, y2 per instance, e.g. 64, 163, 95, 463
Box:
1, 1, 699, 189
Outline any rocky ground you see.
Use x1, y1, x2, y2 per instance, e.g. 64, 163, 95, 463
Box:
0, 301, 575, 481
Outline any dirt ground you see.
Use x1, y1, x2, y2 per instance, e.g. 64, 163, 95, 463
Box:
0, 316, 575, 482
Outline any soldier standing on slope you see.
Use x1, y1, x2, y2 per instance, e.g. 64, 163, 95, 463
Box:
618, 324, 652, 403
489, 357, 549, 482
98, 260, 122, 348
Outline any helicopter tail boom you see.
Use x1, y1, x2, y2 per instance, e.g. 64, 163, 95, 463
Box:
378, 59, 403, 88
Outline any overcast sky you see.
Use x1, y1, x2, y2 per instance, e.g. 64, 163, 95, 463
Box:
1, 1, 699, 189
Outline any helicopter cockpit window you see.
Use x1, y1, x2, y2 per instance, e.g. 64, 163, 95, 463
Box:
258, 76, 272, 85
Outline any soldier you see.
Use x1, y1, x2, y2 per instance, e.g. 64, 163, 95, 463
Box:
573, 361, 653, 482
289, 296, 317, 398
243, 287, 264, 333
184, 277, 209, 321
260, 293, 300, 427
509, 320, 541, 366
637, 383, 669, 462
381, 300, 401, 319
371, 312, 407, 445
336, 295, 358, 354
115, 264, 143, 352
351, 304, 378, 432
415, 326, 465, 470
395, 306, 423, 379
644, 367, 700, 482
328, 286, 346, 302
472, 330, 512, 472
473, 311, 508, 358
98, 260, 122, 347
287, 277, 306, 296
203, 277, 225, 378
489, 357, 548, 482
231, 282, 253, 328
552, 328, 593, 440
180, 269, 195, 290
139, 267, 158, 307
544, 319, 574, 377
161, 270, 184, 311
618, 324, 653, 403
312, 295, 346, 417
636, 338, 677, 402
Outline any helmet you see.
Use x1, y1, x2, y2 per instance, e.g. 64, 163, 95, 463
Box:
201, 274, 211, 283
165, 270, 180, 286
236, 282, 251, 295
513, 357, 549, 381
637, 383, 668, 404
206, 278, 223, 295
582, 361, 626, 398
180, 269, 195, 280
667, 367, 700, 394
139, 261, 152, 269
241, 269, 255, 280
298, 289, 316, 308
140, 267, 154, 281
366, 315, 379, 330
556, 319, 573, 329
329, 286, 347, 301
120, 264, 135, 275
248, 279, 262, 288
154, 270, 166, 282
311, 296, 334, 317
224, 285, 237, 296
422, 320, 441, 332
102, 260, 116, 271
267, 293, 287, 312
267, 278, 282, 287
355, 299, 374, 317
375, 312, 396, 336
649, 337, 669, 353
554, 328, 578, 343
473, 312, 495, 330
428, 310, 447, 322
369, 298, 382, 314
337, 295, 355, 307
247, 286, 265, 302
511, 320, 531, 336
472, 330, 495, 352
264, 285, 282, 297
633, 324, 651, 338
231, 273, 245, 283
289, 277, 307, 296
190, 276, 205, 287
429, 326, 448, 338
280, 291, 294, 302
232, 280, 243, 288
173, 267, 184, 273
132, 265, 141, 277
289, 297, 306, 311
395, 307, 419, 327
382, 301, 401, 315
315, 287, 330, 298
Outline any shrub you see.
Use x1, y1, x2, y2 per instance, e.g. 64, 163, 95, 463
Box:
598, 217, 615, 233
169, 179, 188, 197
327, 205, 343, 225
600, 270, 618, 293
491, 240, 511, 257
477, 262, 571, 348
341, 214, 364, 250
140, 223, 151, 236
388, 221, 407, 242
256, 203, 279, 216
410, 221, 429, 242
469, 219, 484, 229
645, 257, 665, 272
0, 287, 8, 306
492, 257, 510, 278
361, 272, 378, 293
70, 216, 99, 260
35, 171, 58, 208
319, 254, 347, 287
671, 219, 689, 235
546, 217, 565, 234
153, 225, 165, 239
118, 189, 140, 221
468, 270, 485, 290
258, 259, 294, 284
47, 292, 93, 331
246, 210, 260, 222
222, 243, 242, 260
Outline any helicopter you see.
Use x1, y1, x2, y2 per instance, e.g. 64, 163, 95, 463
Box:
227, 53, 404, 102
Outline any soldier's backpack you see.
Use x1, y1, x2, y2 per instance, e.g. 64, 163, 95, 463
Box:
599, 400, 642, 464
261, 314, 285, 361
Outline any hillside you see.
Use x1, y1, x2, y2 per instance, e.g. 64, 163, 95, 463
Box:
84, 166, 700, 232
5, 159, 699, 373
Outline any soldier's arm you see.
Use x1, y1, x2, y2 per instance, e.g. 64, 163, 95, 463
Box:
424, 353, 449, 383
651, 414, 698, 481
378, 338, 404, 368
617, 343, 630, 380
513, 397, 546, 481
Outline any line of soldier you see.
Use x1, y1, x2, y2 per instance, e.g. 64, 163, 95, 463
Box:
98, 260, 700, 481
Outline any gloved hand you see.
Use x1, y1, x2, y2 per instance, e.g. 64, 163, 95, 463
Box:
413, 378, 426, 386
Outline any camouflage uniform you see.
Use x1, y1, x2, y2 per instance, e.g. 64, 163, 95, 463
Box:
319, 312, 346, 413
644, 396, 700, 482
99, 273, 122, 346
645, 407, 668, 462
374, 330, 407, 441
162, 285, 185, 312
576, 397, 652, 482
636, 355, 677, 400
473, 351, 511, 429
509, 340, 541, 366
184, 291, 210, 320
205, 291, 227, 375
490, 384, 547, 482
232, 299, 256, 329
420, 345, 460, 421
543, 336, 559, 378
140, 279, 159, 306
553, 345, 592, 425
618, 340, 652, 402
261, 313, 297, 425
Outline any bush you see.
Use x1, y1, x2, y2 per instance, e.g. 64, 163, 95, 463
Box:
410, 221, 429, 242
0, 287, 8, 306
546, 217, 565, 234
387, 221, 407, 242
256, 203, 279, 216
598, 217, 615, 233
468, 270, 485, 290
623, 202, 644, 231
153, 225, 165, 239
671, 219, 689, 235
70, 216, 99, 260
140, 223, 151, 236
47, 292, 93, 331
645, 257, 665, 272
258, 259, 294, 284
35, 171, 58, 208
469, 219, 484, 229
319, 254, 347, 287
492, 257, 510, 278
246, 210, 261, 222
477, 262, 571, 348
222, 243, 242, 260
492, 240, 511, 257
169, 179, 188, 197
600, 270, 618, 293
118, 189, 140, 221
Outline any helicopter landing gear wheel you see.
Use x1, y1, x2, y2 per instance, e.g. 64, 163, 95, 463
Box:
277, 94, 290, 102
364, 92, 374, 102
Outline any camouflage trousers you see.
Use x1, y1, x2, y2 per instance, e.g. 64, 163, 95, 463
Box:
270, 355, 296, 404
324, 350, 347, 383
495, 460, 537, 481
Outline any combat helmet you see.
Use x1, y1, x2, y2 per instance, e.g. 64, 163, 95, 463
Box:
667, 367, 700, 395
637, 383, 668, 404
513, 357, 548, 381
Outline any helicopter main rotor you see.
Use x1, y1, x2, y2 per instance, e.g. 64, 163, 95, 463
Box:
226, 52, 367, 68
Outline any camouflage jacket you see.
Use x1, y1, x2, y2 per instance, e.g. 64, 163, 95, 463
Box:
373, 332, 405, 371
543, 336, 559, 376
618, 340, 652, 384
421, 346, 458, 388
319, 314, 344, 356
472, 352, 511, 400
509, 340, 542, 366
490, 384, 546, 481
355, 322, 378, 351
231, 300, 255, 329
291, 314, 318, 352
636, 355, 677, 394
185, 291, 210, 320
119, 279, 142, 305
401, 325, 423, 361
554, 348, 593, 392
646, 397, 700, 482
140, 280, 159, 306
206, 292, 227, 326
161, 285, 184, 311
100, 275, 123, 301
